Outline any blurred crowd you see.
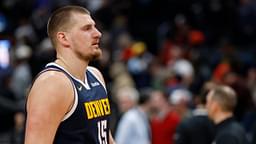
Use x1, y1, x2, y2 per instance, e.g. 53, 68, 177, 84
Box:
0, 0, 256, 144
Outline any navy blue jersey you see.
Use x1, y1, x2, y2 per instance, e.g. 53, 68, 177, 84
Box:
42, 63, 111, 144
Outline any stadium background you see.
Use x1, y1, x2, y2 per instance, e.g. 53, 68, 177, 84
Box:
0, 0, 256, 143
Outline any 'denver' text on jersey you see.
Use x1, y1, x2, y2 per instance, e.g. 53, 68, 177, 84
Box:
44, 63, 111, 144
84, 98, 111, 119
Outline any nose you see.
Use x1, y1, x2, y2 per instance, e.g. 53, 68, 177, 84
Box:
94, 27, 102, 38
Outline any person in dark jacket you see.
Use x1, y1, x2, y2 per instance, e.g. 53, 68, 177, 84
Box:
174, 81, 215, 144
206, 85, 249, 144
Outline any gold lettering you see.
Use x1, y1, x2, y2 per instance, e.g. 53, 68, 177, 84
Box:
103, 99, 111, 115
94, 102, 101, 117
85, 103, 94, 119
90, 102, 98, 118
84, 98, 111, 119
97, 101, 105, 116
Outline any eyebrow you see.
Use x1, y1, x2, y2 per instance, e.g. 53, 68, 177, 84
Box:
81, 22, 96, 29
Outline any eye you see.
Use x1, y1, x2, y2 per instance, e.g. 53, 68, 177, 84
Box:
82, 25, 91, 31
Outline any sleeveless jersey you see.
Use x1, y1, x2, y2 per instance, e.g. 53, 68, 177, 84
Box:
42, 62, 111, 144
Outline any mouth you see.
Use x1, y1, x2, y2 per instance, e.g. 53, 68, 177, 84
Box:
92, 41, 100, 46
93, 43, 99, 46
92, 43, 100, 49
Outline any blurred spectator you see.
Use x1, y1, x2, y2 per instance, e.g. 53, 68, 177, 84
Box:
109, 62, 135, 92
212, 61, 231, 84
150, 89, 180, 144
114, 32, 133, 62
169, 89, 192, 120
159, 42, 184, 67
222, 71, 254, 122
10, 44, 32, 106
0, 70, 22, 144
9, 44, 31, 143
30, 38, 55, 77
172, 58, 194, 87
127, 41, 153, 88
206, 85, 249, 144
147, 58, 168, 90
111, 86, 139, 134
115, 86, 139, 114
115, 88, 154, 144
174, 81, 216, 144
14, 18, 38, 46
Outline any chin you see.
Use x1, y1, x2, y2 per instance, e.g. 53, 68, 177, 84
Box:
92, 54, 101, 61
90, 51, 102, 61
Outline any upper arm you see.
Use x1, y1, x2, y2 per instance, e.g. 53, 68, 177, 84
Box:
25, 71, 74, 144
109, 131, 116, 144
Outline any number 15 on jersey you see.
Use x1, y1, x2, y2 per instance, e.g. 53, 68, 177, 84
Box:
98, 120, 107, 144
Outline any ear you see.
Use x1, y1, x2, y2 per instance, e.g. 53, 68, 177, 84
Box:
211, 101, 219, 112
56, 32, 70, 47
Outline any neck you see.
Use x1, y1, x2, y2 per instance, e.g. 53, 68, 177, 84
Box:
138, 104, 150, 115
213, 111, 233, 124
196, 104, 205, 109
159, 104, 170, 114
55, 55, 88, 82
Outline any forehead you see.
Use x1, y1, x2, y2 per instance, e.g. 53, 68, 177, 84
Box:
206, 90, 214, 101
71, 13, 95, 26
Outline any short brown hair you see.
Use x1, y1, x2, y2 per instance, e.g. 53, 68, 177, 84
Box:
47, 5, 90, 47
210, 85, 237, 112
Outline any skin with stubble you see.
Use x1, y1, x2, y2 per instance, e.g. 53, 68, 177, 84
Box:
54, 12, 102, 68
65, 13, 102, 61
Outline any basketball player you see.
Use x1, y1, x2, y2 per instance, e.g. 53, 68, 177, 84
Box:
25, 5, 115, 144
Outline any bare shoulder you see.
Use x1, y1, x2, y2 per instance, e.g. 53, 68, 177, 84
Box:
28, 70, 73, 100
87, 66, 105, 84
26, 70, 74, 119
25, 71, 74, 143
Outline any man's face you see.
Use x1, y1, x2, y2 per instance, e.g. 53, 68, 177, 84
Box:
206, 91, 216, 120
118, 96, 136, 113
150, 91, 166, 112
68, 13, 102, 61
